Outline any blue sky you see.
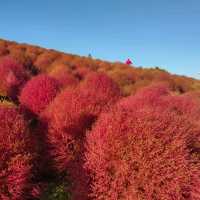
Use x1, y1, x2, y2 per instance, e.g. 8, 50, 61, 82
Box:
0, 0, 200, 79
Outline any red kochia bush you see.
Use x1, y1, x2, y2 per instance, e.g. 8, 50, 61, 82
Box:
79, 72, 122, 116
118, 83, 170, 110
119, 84, 200, 163
0, 57, 28, 99
85, 105, 200, 200
0, 106, 34, 200
42, 73, 122, 200
19, 74, 60, 115
119, 84, 200, 122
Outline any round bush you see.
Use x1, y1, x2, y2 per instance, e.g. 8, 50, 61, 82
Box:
119, 84, 200, 122
119, 84, 200, 165
85, 104, 200, 200
0, 106, 34, 200
19, 74, 60, 115
79, 72, 122, 116
118, 83, 170, 110
43, 88, 90, 134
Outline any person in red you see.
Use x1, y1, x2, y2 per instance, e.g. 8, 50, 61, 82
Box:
125, 58, 133, 65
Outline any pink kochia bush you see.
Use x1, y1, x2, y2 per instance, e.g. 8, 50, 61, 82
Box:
19, 74, 60, 115
118, 83, 170, 110
119, 84, 200, 159
42, 73, 122, 200
85, 103, 200, 200
120, 83, 200, 122
162, 94, 200, 122
0, 106, 34, 200
79, 72, 122, 116
0, 57, 29, 99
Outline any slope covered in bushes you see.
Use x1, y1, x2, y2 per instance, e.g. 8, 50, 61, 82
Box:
0, 38, 199, 200
0, 38, 200, 96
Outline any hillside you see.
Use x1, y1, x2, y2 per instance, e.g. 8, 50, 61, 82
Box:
0, 38, 200, 98
0, 39, 200, 200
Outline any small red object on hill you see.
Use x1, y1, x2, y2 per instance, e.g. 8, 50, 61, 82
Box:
125, 58, 133, 65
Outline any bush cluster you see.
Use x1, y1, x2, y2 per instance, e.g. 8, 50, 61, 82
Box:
0, 39, 199, 199
85, 96, 200, 200
0, 106, 35, 200
1, 39, 200, 95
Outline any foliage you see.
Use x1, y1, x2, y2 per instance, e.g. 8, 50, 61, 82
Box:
0, 39, 199, 200
41, 73, 121, 200
1, 39, 200, 95
19, 74, 60, 115
0, 106, 34, 200
85, 103, 200, 200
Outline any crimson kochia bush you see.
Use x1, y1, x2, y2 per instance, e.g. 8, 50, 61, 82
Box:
85, 102, 200, 200
0, 106, 34, 200
19, 74, 60, 115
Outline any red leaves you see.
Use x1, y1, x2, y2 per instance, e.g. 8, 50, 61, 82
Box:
44, 72, 121, 134
19, 74, 60, 115
85, 101, 200, 200
41, 73, 122, 199
0, 39, 200, 199
79, 72, 122, 116
41, 88, 91, 199
0, 106, 34, 200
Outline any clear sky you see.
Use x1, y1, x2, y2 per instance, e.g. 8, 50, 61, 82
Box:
0, 0, 200, 79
